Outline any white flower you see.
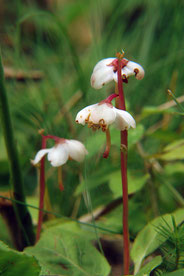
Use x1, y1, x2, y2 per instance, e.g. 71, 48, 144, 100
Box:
91, 57, 144, 89
32, 139, 88, 167
75, 102, 136, 131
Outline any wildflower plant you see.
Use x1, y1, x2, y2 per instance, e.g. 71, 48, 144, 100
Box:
32, 131, 87, 241
76, 50, 144, 275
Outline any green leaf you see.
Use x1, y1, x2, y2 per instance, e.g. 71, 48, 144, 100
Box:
25, 223, 111, 276
131, 208, 184, 274
159, 139, 184, 161
162, 269, 184, 276
0, 241, 41, 276
109, 171, 149, 198
136, 256, 162, 276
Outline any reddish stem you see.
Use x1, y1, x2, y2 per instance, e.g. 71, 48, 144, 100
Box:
103, 128, 111, 158
105, 93, 118, 103
58, 166, 64, 191
117, 58, 130, 275
36, 136, 47, 242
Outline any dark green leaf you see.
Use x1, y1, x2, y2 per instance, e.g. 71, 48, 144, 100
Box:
25, 223, 111, 276
162, 269, 184, 276
0, 241, 41, 276
136, 256, 162, 276
131, 209, 184, 274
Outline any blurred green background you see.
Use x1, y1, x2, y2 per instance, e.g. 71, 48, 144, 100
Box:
0, 0, 184, 260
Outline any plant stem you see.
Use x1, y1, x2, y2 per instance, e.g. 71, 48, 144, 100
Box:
0, 52, 35, 248
103, 128, 111, 158
117, 58, 130, 275
36, 136, 46, 242
58, 166, 64, 191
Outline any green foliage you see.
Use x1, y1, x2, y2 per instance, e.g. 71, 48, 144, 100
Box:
0, 241, 41, 276
1, 0, 184, 274
155, 217, 184, 273
162, 269, 184, 276
136, 256, 162, 276
109, 171, 149, 198
158, 139, 184, 161
25, 222, 111, 276
131, 209, 184, 274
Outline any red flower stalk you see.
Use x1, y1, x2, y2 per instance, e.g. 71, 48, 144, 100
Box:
36, 135, 46, 242
89, 51, 144, 274
117, 56, 130, 275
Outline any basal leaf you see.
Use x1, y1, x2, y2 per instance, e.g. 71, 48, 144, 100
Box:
131, 209, 184, 274
25, 223, 111, 276
162, 269, 184, 276
136, 255, 162, 276
0, 241, 41, 276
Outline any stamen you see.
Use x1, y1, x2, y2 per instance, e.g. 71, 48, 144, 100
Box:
103, 128, 111, 158
58, 166, 64, 191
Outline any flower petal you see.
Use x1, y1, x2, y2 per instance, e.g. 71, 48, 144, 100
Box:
47, 144, 69, 167
91, 58, 116, 89
126, 61, 144, 80
31, 149, 51, 165
90, 103, 116, 125
92, 58, 115, 72
75, 104, 98, 125
66, 140, 88, 162
114, 109, 136, 130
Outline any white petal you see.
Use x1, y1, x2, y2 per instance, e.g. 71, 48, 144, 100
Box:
90, 103, 116, 126
91, 66, 114, 89
92, 58, 115, 72
66, 140, 88, 162
114, 109, 136, 130
47, 144, 69, 167
32, 149, 51, 165
126, 61, 144, 80
121, 67, 135, 78
91, 58, 116, 89
75, 104, 98, 125
112, 72, 118, 83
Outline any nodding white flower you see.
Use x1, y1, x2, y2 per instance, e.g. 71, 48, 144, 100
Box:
75, 102, 136, 132
32, 139, 88, 167
91, 57, 144, 89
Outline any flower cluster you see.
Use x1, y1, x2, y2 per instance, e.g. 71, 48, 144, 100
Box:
32, 52, 144, 172
32, 50, 144, 249
75, 53, 144, 157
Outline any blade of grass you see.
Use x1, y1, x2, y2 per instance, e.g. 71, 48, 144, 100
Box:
0, 52, 35, 249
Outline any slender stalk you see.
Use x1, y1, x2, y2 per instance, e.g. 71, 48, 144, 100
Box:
58, 166, 64, 191
103, 128, 111, 158
0, 53, 35, 248
36, 136, 46, 242
117, 58, 130, 275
